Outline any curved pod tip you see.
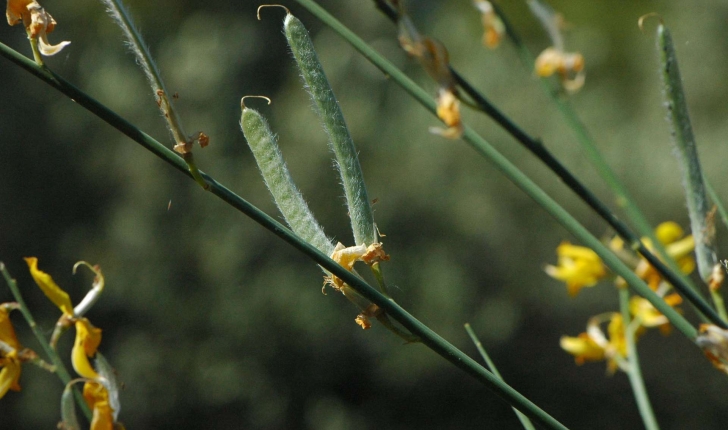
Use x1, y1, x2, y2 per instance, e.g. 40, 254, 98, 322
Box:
257, 4, 290, 20
241, 95, 272, 111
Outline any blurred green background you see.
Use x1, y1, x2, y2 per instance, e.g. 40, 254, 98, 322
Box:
2, 0, 728, 428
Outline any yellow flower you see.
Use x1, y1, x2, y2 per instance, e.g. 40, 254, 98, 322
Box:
0, 304, 22, 398
473, 0, 505, 48
561, 313, 627, 373
6, 0, 70, 56
630, 293, 682, 334
535, 47, 585, 92
630, 222, 695, 291
545, 242, 606, 296
25, 256, 74, 316
72, 318, 102, 380
83, 380, 115, 430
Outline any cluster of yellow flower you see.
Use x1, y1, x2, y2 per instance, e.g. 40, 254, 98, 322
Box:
546, 222, 693, 372
0, 258, 122, 429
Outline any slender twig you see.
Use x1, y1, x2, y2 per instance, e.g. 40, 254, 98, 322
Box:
0, 42, 568, 430
705, 179, 728, 232
465, 324, 536, 430
100, 0, 208, 189
289, 0, 697, 339
0, 263, 92, 420
370, 0, 724, 328
619, 289, 659, 430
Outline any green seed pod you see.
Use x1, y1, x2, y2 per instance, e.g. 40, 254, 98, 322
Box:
240, 100, 334, 255
658, 23, 717, 281
283, 13, 377, 247
60, 382, 81, 430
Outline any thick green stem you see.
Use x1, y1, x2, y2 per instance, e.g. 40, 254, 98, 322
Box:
0, 42, 568, 430
619, 288, 659, 430
0, 264, 92, 420
291, 0, 698, 339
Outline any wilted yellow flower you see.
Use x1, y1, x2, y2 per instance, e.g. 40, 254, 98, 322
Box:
545, 242, 606, 296
696, 324, 728, 374
561, 313, 627, 374
83, 380, 115, 430
324, 242, 389, 293
0, 304, 22, 398
535, 47, 585, 92
430, 87, 464, 139
6, 0, 70, 57
473, 0, 505, 48
395, 4, 464, 139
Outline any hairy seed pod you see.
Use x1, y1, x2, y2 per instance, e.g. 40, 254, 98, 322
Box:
240, 104, 334, 256
658, 23, 717, 281
283, 13, 377, 247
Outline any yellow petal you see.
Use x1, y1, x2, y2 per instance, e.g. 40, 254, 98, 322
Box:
560, 334, 604, 364
25, 257, 73, 316
72, 318, 102, 379
0, 306, 20, 350
83, 381, 115, 430
0, 355, 22, 398
655, 221, 684, 244
24, 257, 74, 316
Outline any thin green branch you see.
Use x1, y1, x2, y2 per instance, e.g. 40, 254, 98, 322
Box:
0, 42, 568, 430
370, 0, 722, 328
100, 0, 208, 189
465, 324, 536, 430
0, 263, 91, 420
705, 179, 728, 233
290, 0, 698, 339
618, 288, 659, 430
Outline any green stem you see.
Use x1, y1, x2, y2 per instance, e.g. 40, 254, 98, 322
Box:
465, 324, 536, 430
619, 288, 659, 430
291, 0, 698, 339
0, 263, 92, 420
370, 262, 390, 296
0, 42, 568, 430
